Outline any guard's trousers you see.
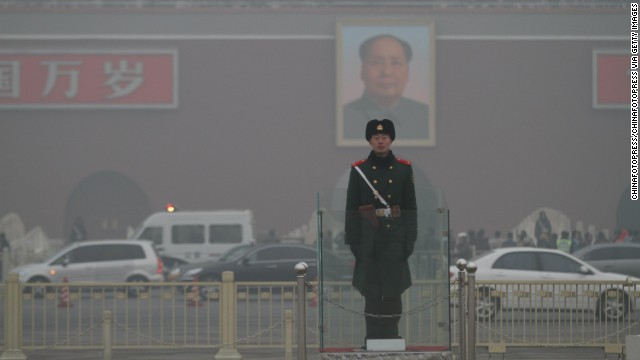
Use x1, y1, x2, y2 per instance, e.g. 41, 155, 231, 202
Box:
364, 295, 402, 340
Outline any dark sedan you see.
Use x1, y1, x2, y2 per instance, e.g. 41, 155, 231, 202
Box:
167, 242, 255, 282
177, 243, 353, 300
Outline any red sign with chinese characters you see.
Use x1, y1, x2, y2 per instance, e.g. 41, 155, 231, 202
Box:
593, 50, 630, 109
0, 50, 177, 108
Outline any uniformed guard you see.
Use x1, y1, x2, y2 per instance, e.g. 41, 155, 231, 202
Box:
344, 119, 418, 348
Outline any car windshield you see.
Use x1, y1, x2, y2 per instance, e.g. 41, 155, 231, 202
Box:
44, 245, 74, 264
219, 244, 253, 262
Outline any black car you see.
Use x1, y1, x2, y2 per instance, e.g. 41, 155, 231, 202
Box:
178, 243, 317, 280
177, 243, 352, 300
167, 242, 256, 282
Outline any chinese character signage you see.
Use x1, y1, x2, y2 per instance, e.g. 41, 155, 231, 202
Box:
0, 50, 177, 109
593, 50, 630, 109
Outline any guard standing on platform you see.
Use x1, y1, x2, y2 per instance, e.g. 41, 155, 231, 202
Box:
344, 119, 418, 347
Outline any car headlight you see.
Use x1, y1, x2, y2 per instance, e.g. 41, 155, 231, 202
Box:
183, 268, 203, 277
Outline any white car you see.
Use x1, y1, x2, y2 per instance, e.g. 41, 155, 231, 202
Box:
12, 239, 165, 298
450, 247, 637, 321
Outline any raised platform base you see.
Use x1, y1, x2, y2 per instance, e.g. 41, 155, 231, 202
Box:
319, 351, 453, 360
367, 339, 406, 352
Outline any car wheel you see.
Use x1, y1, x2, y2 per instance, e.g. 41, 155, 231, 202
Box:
198, 275, 220, 301
598, 290, 629, 321
126, 275, 149, 298
476, 287, 500, 321
25, 277, 50, 299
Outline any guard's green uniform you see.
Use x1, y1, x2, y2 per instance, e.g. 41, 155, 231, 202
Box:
344, 149, 418, 341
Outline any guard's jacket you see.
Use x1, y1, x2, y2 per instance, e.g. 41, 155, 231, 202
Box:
344, 150, 418, 297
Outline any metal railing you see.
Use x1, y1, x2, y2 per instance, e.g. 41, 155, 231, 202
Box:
450, 264, 640, 359
0, 271, 315, 359
311, 278, 450, 350
1, 267, 639, 358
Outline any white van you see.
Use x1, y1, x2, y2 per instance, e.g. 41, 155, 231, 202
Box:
131, 210, 256, 267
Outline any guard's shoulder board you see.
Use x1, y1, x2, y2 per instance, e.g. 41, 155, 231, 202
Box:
396, 158, 412, 166
351, 159, 366, 167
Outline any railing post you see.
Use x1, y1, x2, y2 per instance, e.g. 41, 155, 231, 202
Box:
1, 272, 27, 360
295, 262, 308, 360
215, 271, 242, 360
284, 309, 293, 360
466, 262, 477, 360
103, 311, 112, 360
456, 259, 468, 360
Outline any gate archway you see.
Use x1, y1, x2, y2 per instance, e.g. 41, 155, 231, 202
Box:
63, 171, 151, 242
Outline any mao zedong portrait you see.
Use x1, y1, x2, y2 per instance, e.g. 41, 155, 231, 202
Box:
343, 34, 429, 142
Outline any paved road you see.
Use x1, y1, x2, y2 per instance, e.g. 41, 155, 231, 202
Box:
24, 346, 618, 360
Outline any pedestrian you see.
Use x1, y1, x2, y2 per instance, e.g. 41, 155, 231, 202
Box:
556, 230, 573, 253
344, 119, 418, 348
502, 232, 517, 247
451, 232, 472, 262
536, 231, 553, 249
534, 211, 552, 245
488, 230, 503, 250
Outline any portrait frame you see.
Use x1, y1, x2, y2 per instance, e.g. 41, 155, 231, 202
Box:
336, 19, 436, 147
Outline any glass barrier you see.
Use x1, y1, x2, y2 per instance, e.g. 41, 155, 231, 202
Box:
316, 188, 450, 352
